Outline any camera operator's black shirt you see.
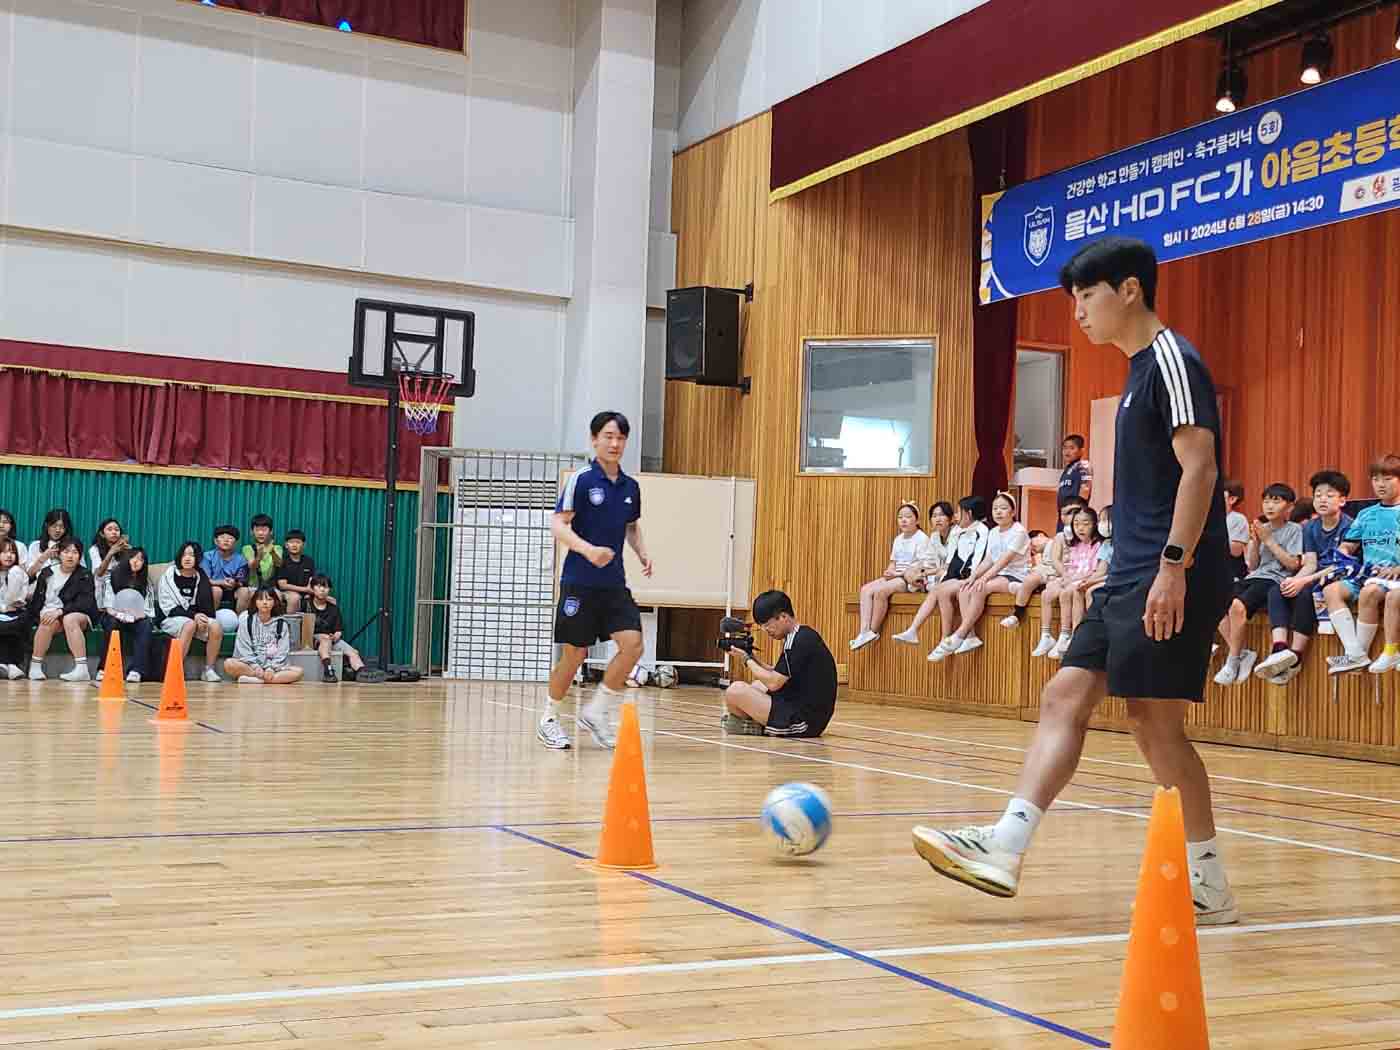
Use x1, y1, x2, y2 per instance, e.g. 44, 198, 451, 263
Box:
777, 626, 837, 713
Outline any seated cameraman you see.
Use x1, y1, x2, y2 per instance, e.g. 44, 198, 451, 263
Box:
722, 590, 838, 738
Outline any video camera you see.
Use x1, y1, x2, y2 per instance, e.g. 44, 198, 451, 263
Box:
717, 615, 755, 656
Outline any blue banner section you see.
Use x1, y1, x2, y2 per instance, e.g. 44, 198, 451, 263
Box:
980, 60, 1400, 303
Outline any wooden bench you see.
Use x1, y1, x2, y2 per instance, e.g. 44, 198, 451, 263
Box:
844, 591, 1400, 764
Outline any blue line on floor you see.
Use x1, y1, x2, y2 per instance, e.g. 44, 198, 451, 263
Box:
494, 825, 1109, 1048
125, 697, 224, 734
1, 808, 1080, 846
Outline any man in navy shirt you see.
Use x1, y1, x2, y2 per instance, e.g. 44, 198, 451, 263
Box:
914, 237, 1238, 926
538, 411, 653, 751
1056, 434, 1093, 510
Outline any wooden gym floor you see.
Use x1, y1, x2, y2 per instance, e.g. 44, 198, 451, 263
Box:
5, 681, 1400, 1049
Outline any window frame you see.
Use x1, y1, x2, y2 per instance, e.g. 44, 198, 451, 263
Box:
797, 335, 939, 478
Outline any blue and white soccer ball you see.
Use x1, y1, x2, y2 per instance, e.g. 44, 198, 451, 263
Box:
760, 782, 833, 856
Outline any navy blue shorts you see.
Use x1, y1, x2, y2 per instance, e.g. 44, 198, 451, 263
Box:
554, 585, 642, 648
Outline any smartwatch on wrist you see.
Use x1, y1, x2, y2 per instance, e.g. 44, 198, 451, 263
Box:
1161, 543, 1186, 566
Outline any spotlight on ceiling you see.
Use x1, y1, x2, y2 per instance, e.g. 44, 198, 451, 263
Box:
1215, 61, 1246, 113
1300, 32, 1332, 85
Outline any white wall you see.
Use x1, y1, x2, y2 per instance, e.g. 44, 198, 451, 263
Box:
0, 0, 585, 452
678, 0, 992, 149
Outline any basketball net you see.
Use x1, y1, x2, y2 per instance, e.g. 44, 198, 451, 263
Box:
398, 371, 454, 436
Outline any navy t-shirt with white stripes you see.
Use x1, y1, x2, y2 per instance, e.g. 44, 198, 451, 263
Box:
556, 460, 641, 589
1108, 328, 1229, 586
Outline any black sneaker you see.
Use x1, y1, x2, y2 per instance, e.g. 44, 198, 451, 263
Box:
323, 665, 338, 683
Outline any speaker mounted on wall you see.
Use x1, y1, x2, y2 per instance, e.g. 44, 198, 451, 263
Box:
665, 284, 753, 394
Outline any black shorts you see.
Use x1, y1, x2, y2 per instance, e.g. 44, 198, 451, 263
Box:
1231, 576, 1276, 618
1062, 567, 1231, 701
765, 688, 834, 738
553, 585, 642, 648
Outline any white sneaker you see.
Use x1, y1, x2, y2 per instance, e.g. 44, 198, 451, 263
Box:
891, 628, 919, 645
1369, 650, 1400, 675
848, 630, 878, 651
536, 715, 572, 750
1030, 634, 1055, 658
60, 664, 91, 683
954, 635, 983, 655
577, 702, 616, 749
95, 669, 105, 683
1191, 870, 1239, 926
912, 824, 1022, 898
1328, 653, 1371, 675
1236, 649, 1257, 681
202, 667, 223, 684
237, 675, 262, 685
927, 638, 957, 663
1213, 659, 1240, 686
3, 664, 22, 680
28, 665, 45, 681
1269, 663, 1303, 687
1048, 636, 1071, 661
1253, 649, 1298, 679
999, 614, 1020, 629
126, 671, 141, 683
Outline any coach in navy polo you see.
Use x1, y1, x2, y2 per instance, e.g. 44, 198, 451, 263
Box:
537, 410, 653, 753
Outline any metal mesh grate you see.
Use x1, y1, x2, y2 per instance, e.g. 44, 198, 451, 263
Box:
435, 450, 588, 681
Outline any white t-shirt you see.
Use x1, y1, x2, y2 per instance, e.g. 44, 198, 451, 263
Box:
1227, 511, 1250, 547
43, 567, 72, 614
985, 522, 1031, 582
917, 530, 954, 576
889, 530, 927, 569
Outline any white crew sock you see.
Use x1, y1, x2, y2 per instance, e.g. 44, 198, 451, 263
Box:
1057, 631, 1071, 645
72, 657, 87, 666
1329, 607, 1363, 656
587, 683, 620, 715
1039, 625, 1053, 639
1358, 620, 1379, 653
1187, 837, 1227, 887
992, 798, 1044, 854
543, 697, 562, 721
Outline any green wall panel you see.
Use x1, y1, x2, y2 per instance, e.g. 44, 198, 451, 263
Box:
0, 465, 451, 665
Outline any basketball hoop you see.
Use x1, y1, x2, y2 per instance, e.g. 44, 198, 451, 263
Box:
398, 370, 454, 436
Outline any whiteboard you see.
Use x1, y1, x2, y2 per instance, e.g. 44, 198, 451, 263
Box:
558, 472, 756, 610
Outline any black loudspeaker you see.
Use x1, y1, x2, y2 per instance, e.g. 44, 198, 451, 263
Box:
665, 286, 741, 387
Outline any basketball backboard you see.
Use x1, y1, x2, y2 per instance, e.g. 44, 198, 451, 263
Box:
349, 299, 476, 399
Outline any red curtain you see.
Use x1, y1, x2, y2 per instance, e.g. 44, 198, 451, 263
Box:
0, 369, 450, 483
213, 1, 464, 52
968, 107, 1027, 506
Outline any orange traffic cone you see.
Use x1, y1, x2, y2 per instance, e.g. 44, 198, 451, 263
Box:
151, 639, 189, 726
97, 632, 125, 700
592, 702, 657, 870
1111, 787, 1210, 1050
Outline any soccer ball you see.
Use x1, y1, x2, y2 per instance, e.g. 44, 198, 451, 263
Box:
760, 782, 832, 856
653, 664, 678, 688
628, 665, 651, 687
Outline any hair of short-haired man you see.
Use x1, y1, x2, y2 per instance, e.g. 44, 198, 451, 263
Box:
1028, 529, 1047, 540
311, 573, 333, 590
1058, 236, 1158, 310
1369, 453, 1400, 479
589, 410, 630, 437
928, 500, 955, 520
1063, 434, 1086, 450
55, 536, 84, 556
1262, 482, 1297, 503
213, 524, 241, 541
1289, 498, 1315, 524
958, 495, 987, 521
1308, 469, 1351, 497
251, 584, 286, 617
285, 529, 306, 542
250, 514, 274, 530
1222, 479, 1245, 500
752, 589, 794, 624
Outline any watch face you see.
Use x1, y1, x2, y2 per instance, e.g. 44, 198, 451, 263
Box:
1163, 545, 1185, 563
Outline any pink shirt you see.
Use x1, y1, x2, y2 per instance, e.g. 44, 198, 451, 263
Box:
1064, 541, 1102, 579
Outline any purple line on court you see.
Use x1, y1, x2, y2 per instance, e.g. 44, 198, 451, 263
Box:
494, 825, 1109, 1048
125, 696, 224, 734
0, 809, 1055, 846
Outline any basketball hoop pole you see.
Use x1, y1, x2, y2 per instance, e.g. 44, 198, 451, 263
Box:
377, 375, 403, 672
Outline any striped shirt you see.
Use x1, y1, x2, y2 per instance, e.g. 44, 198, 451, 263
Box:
1108, 328, 1229, 585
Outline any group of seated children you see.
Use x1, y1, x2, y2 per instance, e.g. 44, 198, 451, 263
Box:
848, 452, 1400, 682
0, 508, 364, 686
